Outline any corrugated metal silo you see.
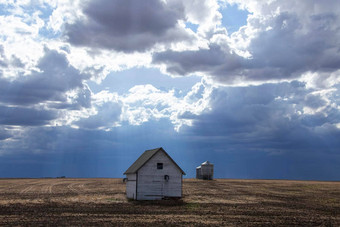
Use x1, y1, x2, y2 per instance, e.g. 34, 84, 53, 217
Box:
196, 161, 214, 180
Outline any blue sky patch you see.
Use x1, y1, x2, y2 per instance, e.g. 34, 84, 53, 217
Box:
87, 67, 201, 95
220, 3, 250, 34
185, 22, 199, 33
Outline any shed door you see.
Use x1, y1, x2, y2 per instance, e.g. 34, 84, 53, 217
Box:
151, 177, 163, 197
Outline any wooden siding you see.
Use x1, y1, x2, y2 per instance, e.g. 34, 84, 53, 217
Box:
137, 151, 182, 200
126, 173, 137, 199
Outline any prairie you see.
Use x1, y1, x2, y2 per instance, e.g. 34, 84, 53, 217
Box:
0, 178, 339, 226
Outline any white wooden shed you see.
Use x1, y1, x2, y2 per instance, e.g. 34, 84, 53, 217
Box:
196, 161, 214, 180
124, 147, 185, 200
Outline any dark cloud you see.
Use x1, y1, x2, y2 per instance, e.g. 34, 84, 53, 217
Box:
153, 44, 245, 82
0, 48, 90, 107
153, 11, 340, 83
0, 105, 57, 126
0, 48, 94, 128
48, 85, 92, 110
304, 94, 327, 109
0, 121, 185, 177
0, 128, 12, 140
181, 82, 340, 154
75, 101, 122, 130
247, 12, 340, 79
0, 112, 339, 180
64, 0, 191, 52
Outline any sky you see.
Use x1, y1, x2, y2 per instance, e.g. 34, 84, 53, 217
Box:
0, 0, 340, 180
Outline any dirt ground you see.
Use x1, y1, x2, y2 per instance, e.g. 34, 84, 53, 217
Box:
0, 178, 339, 226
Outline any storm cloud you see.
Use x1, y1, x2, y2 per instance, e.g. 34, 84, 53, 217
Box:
0, 105, 57, 126
153, 2, 340, 84
0, 47, 94, 128
181, 82, 340, 154
0, 48, 90, 106
0, 127, 12, 141
64, 0, 191, 52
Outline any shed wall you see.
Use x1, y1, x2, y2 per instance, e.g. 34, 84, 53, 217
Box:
126, 173, 137, 199
137, 151, 182, 200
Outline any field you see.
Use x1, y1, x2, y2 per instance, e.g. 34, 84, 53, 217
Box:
0, 178, 339, 226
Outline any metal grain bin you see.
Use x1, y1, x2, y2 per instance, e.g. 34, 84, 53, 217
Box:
196, 161, 214, 180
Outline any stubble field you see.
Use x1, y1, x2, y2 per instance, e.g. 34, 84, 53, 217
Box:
0, 178, 339, 226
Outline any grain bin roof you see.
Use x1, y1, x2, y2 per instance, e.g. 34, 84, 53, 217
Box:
124, 147, 185, 175
202, 161, 213, 166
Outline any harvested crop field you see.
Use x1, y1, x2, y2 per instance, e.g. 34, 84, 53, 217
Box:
0, 178, 339, 226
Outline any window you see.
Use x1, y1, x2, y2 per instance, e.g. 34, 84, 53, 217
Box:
157, 163, 163, 169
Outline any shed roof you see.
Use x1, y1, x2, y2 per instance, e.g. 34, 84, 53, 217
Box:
124, 147, 185, 175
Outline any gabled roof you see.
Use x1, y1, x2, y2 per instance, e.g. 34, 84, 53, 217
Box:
124, 147, 185, 175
